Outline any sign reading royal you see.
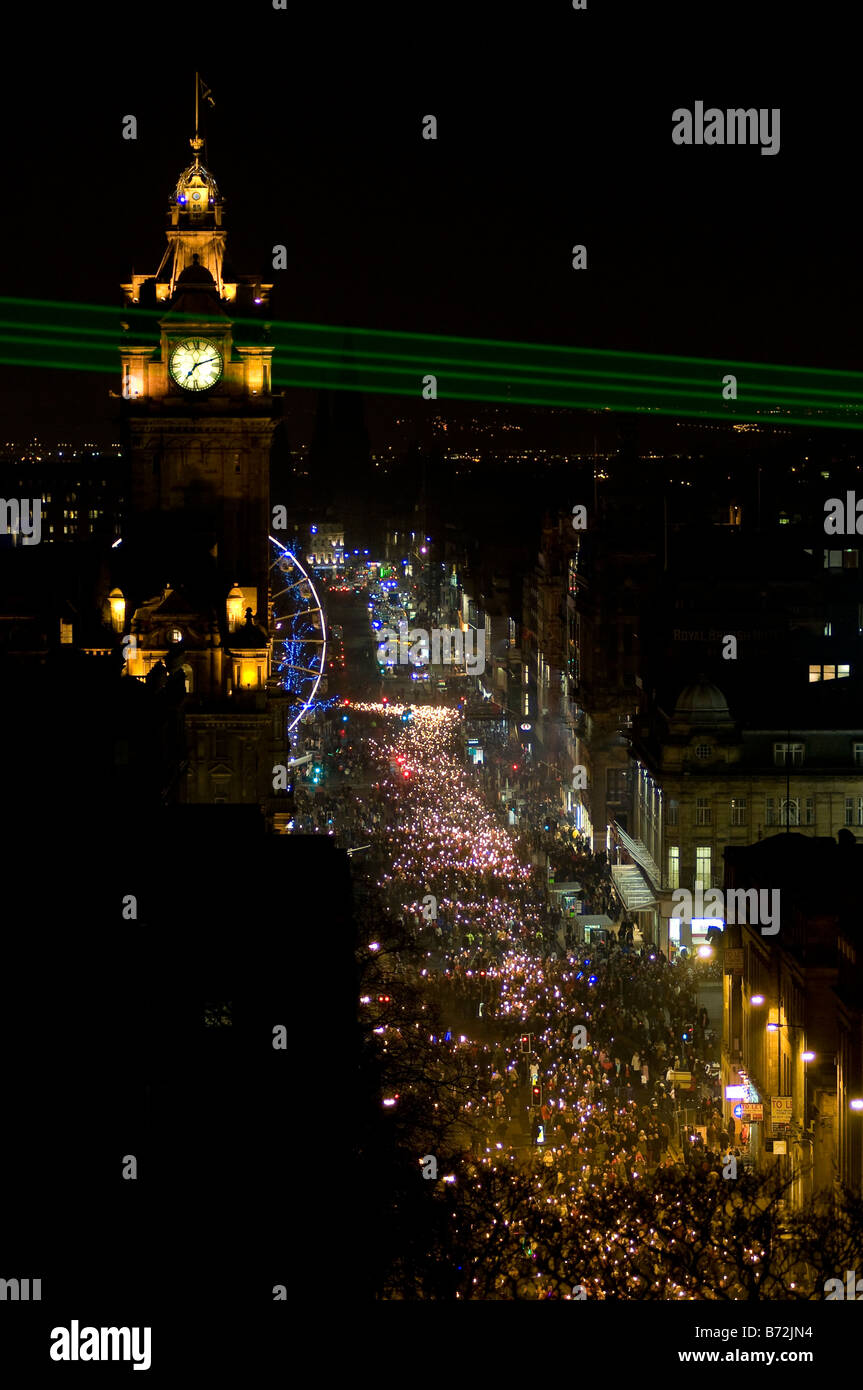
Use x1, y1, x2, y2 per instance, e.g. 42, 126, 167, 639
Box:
671, 881, 779, 936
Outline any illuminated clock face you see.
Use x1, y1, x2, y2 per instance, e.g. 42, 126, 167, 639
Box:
169, 338, 223, 392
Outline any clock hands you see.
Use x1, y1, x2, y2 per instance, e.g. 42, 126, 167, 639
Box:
184, 356, 219, 380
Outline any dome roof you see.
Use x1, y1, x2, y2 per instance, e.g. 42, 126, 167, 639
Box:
673, 675, 732, 722
172, 159, 220, 210
175, 257, 216, 287
164, 253, 227, 317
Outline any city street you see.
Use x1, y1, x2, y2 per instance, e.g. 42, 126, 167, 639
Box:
284, 593, 751, 1297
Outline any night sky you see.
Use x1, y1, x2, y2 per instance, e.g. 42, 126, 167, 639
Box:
1, 8, 859, 445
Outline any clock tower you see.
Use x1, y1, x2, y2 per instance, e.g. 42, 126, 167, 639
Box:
115, 105, 289, 809
120, 128, 276, 612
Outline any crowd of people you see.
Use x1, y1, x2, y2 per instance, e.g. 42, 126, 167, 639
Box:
291, 703, 736, 1209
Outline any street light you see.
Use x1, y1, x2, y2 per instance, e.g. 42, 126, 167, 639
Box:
750, 994, 765, 1006
801, 1051, 816, 1062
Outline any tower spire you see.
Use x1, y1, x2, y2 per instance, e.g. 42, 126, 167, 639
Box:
191, 72, 204, 168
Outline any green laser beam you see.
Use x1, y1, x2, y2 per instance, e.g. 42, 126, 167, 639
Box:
3, 351, 861, 431
2, 295, 862, 383
3, 330, 863, 409
4, 295, 863, 428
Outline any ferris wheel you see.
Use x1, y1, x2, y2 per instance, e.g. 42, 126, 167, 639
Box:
269, 537, 327, 733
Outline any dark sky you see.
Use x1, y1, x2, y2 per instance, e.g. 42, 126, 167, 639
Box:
0, 5, 857, 444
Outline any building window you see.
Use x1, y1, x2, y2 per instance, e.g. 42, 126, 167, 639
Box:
805, 797, 815, 825
780, 797, 800, 826
824, 621, 833, 636
668, 846, 680, 890
854, 743, 863, 768
696, 797, 711, 826
695, 744, 711, 760
695, 846, 712, 888
730, 797, 747, 826
846, 797, 863, 826
766, 797, 776, 826
774, 741, 804, 766
667, 799, 679, 827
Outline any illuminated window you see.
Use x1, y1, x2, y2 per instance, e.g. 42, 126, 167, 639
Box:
667, 846, 680, 890
695, 846, 712, 887
730, 797, 747, 826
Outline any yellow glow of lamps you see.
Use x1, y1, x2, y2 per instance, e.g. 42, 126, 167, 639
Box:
109, 589, 125, 632
227, 586, 244, 630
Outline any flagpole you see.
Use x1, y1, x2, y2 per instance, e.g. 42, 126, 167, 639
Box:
195, 71, 199, 141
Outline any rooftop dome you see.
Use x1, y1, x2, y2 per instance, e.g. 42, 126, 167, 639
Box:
164, 253, 227, 317
174, 256, 216, 288
673, 675, 732, 723
172, 158, 220, 212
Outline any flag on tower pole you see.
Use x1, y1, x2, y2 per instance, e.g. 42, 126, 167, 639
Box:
199, 77, 215, 108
